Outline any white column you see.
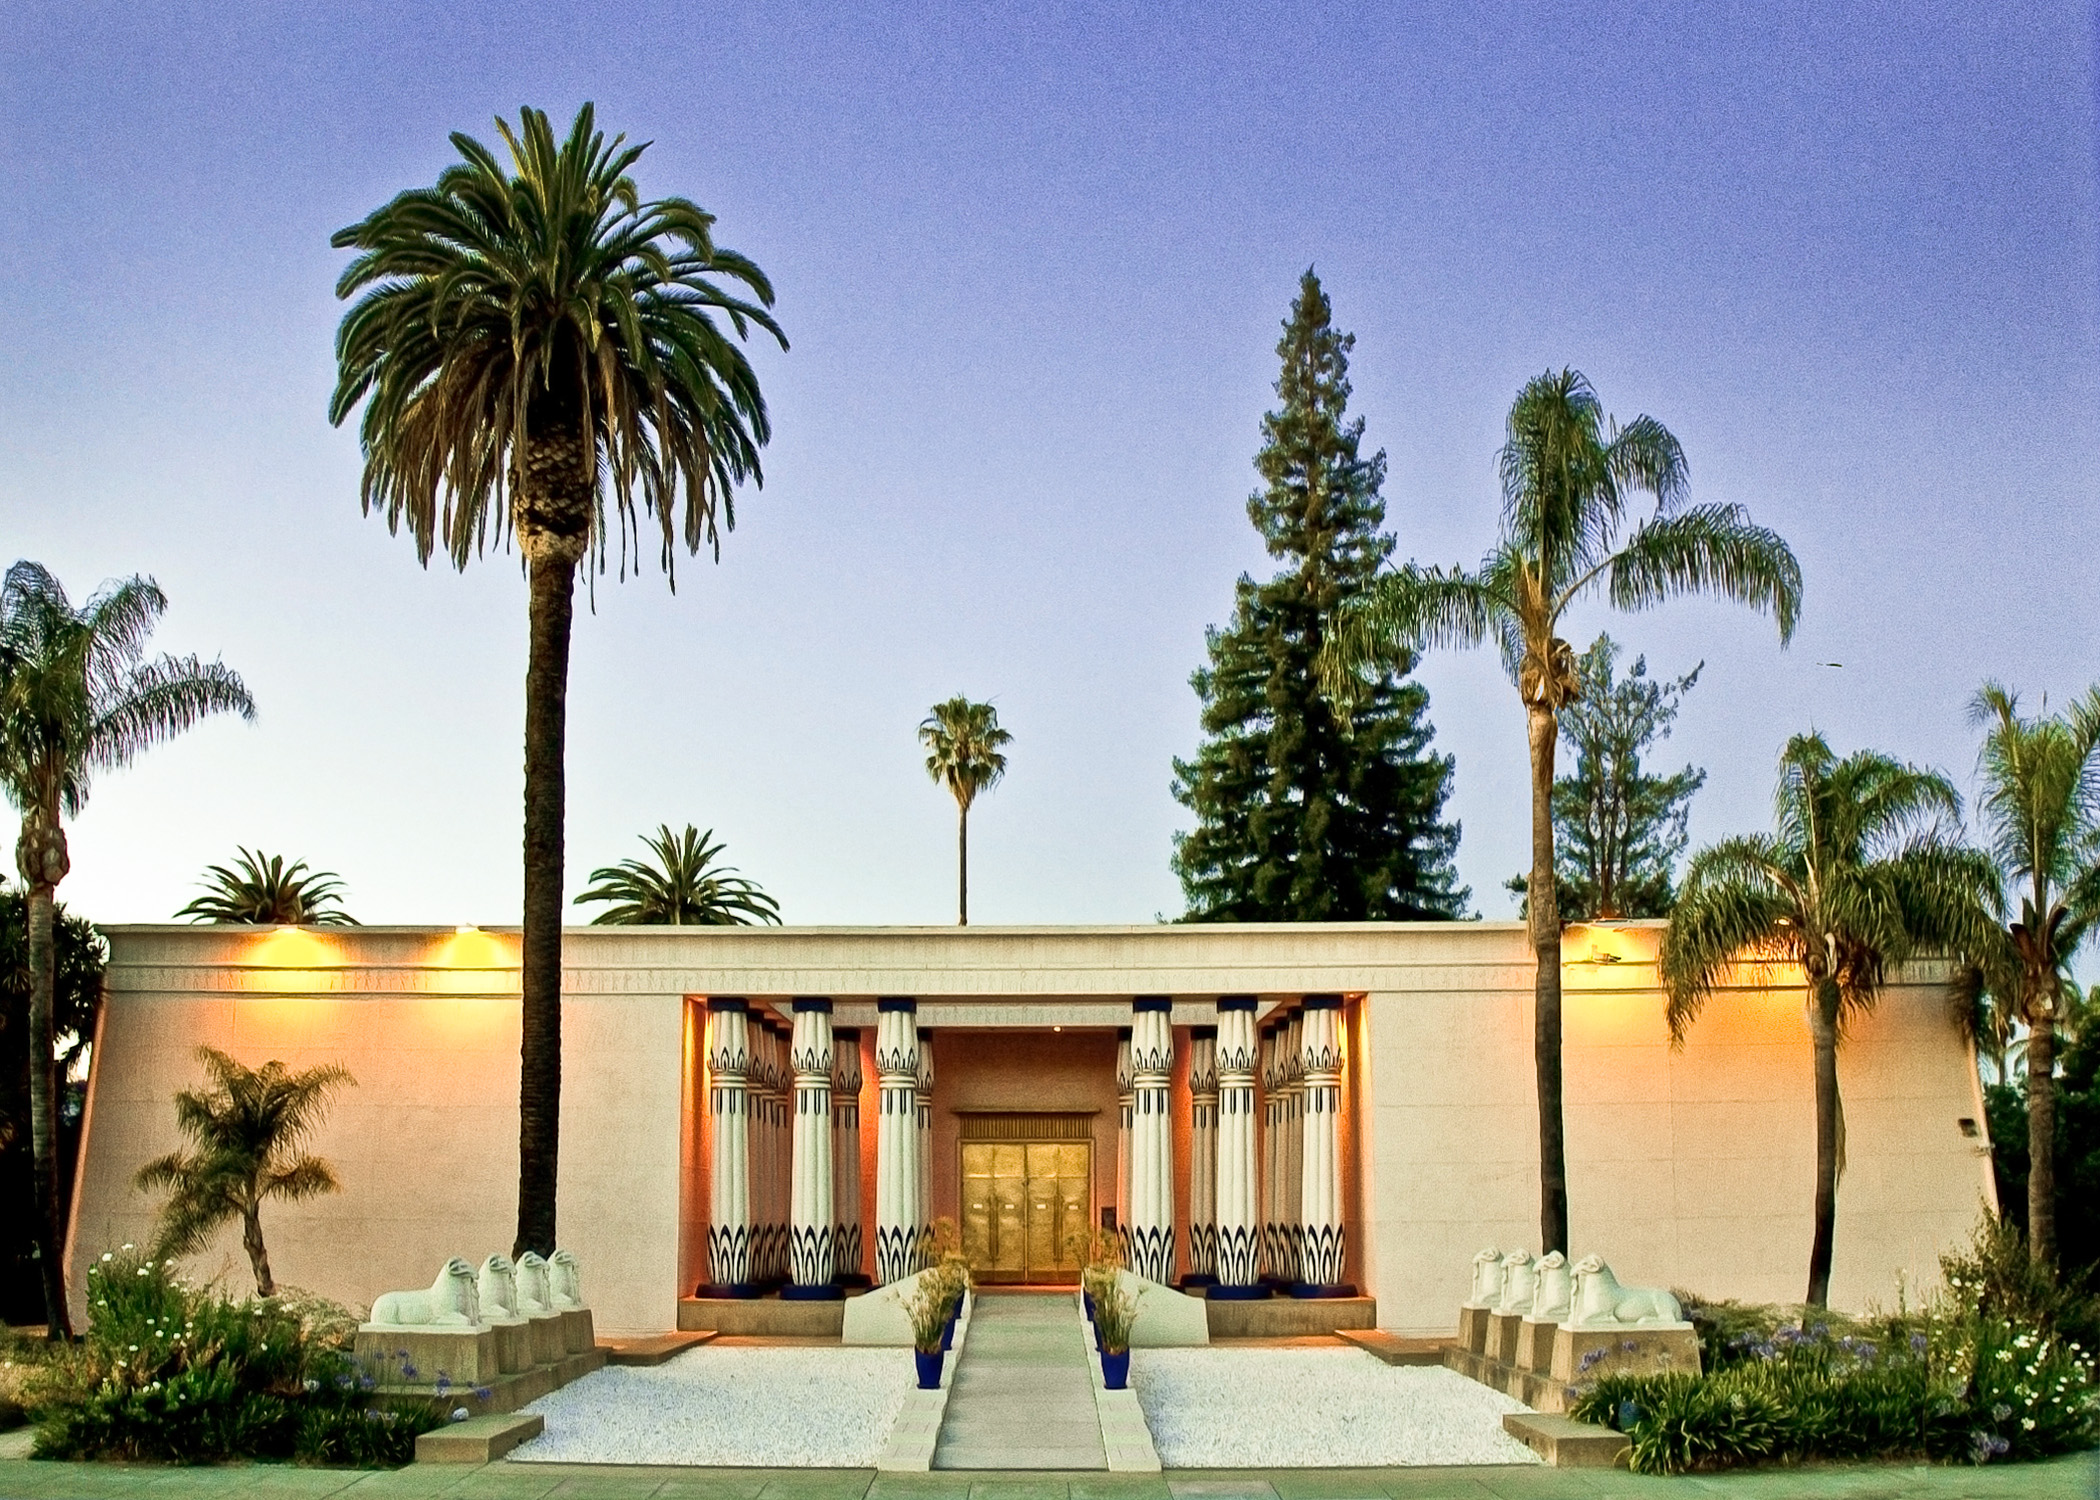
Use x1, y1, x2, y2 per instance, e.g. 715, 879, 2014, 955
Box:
705, 998, 752, 1292
1115, 1028, 1133, 1250
1126, 996, 1176, 1284
874, 998, 921, 1284
1212, 997, 1263, 1291
1299, 994, 1346, 1289
915, 1027, 936, 1269
1187, 1025, 1218, 1283
1259, 1021, 1279, 1280
757, 1020, 783, 1283
832, 1027, 864, 1283
1281, 1006, 1305, 1286
788, 998, 837, 1294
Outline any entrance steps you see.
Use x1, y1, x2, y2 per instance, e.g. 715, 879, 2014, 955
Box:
932, 1293, 1113, 1470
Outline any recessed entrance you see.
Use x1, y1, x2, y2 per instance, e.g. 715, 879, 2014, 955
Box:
959, 1112, 1092, 1282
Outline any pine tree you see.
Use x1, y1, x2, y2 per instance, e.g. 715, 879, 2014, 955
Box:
1171, 271, 1466, 921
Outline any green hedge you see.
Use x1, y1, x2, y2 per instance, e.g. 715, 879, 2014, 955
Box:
27, 1250, 448, 1466
1570, 1222, 2099, 1474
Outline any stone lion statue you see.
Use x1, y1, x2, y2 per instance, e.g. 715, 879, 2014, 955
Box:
478, 1255, 522, 1320
1493, 1250, 1537, 1314
370, 1257, 481, 1327
1528, 1250, 1572, 1321
549, 1249, 585, 1309
515, 1251, 555, 1314
1568, 1254, 1684, 1329
1467, 1247, 1507, 1307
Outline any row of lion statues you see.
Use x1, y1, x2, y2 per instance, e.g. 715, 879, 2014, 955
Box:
367, 1249, 585, 1329
1466, 1247, 1684, 1329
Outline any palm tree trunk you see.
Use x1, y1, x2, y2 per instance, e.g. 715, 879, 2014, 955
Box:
2027, 1009, 2057, 1268
1527, 702, 1568, 1256
242, 1202, 275, 1297
957, 804, 969, 926
515, 548, 574, 1260
1806, 978, 1842, 1307
25, 878, 72, 1338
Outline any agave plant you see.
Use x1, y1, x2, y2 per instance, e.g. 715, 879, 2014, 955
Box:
175, 849, 356, 926
574, 824, 781, 925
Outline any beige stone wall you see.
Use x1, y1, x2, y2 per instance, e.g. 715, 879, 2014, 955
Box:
71, 921, 1993, 1337
1360, 922, 1997, 1332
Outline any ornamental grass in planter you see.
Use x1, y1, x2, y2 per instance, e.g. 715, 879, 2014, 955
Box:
1571, 1220, 2099, 1474
905, 1272, 958, 1389
25, 1248, 447, 1466
1092, 1277, 1140, 1390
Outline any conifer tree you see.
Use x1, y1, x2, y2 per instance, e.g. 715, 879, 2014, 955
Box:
1172, 271, 1465, 921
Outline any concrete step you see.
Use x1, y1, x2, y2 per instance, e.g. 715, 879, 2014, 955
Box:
1501, 1412, 1632, 1468
1337, 1328, 1449, 1366
600, 1331, 713, 1366
416, 1412, 543, 1463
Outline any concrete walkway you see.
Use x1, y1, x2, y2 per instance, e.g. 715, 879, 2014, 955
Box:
933, 1292, 1107, 1471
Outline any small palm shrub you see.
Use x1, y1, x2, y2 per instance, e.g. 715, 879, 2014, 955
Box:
1573, 1222, 2100, 1473
28, 1249, 444, 1466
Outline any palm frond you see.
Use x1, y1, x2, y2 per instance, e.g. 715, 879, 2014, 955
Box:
1658, 834, 1799, 1042
175, 848, 357, 925
574, 823, 782, 925
920, 698, 1011, 813
1601, 504, 1802, 643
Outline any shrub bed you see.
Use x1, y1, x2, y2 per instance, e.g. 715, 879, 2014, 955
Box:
1570, 1222, 2099, 1474
23, 1249, 447, 1466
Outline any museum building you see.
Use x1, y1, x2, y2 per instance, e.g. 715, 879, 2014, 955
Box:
64, 920, 1995, 1335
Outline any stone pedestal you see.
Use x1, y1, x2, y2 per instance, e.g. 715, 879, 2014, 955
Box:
558, 1307, 595, 1355
1486, 1310, 1525, 1368
355, 1326, 500, 1385
527, 1313, 567, 1365
1516, 1316, 1559, 1372
1548, 1323, 1702, 1385
485, 1318, 533, 1373
1457, 1304, 1492, 1354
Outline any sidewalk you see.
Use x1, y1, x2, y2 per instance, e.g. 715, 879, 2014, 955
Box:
0, 1456, 2087, 1499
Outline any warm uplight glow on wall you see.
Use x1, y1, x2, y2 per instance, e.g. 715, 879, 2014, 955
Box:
429, 928, 517, 995
240, 927, 340, 990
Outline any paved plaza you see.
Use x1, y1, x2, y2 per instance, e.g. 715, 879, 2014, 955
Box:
0, 1457, 2086, 1499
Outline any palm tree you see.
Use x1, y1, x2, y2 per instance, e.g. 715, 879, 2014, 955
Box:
329, 104, 785, 1259
1957, 683, 2100, 1269
0, 563, 252, 1337
919, 697, 1011, 925
1660, 734, 1991, 1305
135, 1047, 354, 1297
175, 848, 358, 925
574, 824, 781, 925
1327, 369, 1801, 1256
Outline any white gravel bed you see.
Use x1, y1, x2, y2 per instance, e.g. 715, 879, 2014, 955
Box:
1131, 1347, 1542, 1468
508, 1346, 915, 1466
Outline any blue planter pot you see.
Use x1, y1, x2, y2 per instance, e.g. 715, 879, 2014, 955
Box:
914, 1348, 945, 1389
1099, 1348, 1130, 1390
942, 1312, 957, 1350
1083, 1291, 1095, 1321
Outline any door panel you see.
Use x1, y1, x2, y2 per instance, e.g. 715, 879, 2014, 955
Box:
963, 1139, 1090, 1281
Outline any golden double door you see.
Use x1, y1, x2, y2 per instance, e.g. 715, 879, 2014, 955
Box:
960, 1142, 1091, 1281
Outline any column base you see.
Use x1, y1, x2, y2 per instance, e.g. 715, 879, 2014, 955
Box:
1177, 1274, 1218, 1291
1206, 1283, 1272, 1300
834, 1272, 873, 1290
1287, 1282, 1359, 1299
695, 1282, 761, 1299
781, 1283, 845, 1301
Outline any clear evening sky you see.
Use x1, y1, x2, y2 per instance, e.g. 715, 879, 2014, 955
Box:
2, 2, 2094, 927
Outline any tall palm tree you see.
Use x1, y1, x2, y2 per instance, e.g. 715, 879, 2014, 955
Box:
1957, 682, 2100, 1269
175, 848, 358, 925
1327, 369, 1801, 1256
135, 1047, 354, 1297
0, 562, 253, 1336
1660, 733, 1990, 1305
919, 697, 1011, 925
574, 824, 781, 925
330, 104, 785, 1259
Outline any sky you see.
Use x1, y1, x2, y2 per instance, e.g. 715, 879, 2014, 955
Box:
1, 1, 2095, 929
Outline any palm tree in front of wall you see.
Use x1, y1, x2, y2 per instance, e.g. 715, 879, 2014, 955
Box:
1956, 682, 2100, 1270
919, 697, 1010, 925
1660, 733, 1991, 1306
1326, 369, 1802, 1258
330, 103, 785, 1259
574, 824, 781, 925
0, 562, 253, 1336
176, 848, 358, 925
135, 1047, 354, 1297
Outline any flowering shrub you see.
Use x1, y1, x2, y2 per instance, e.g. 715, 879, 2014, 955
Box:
1570, 1223, 2099, 1474
26, 1248, 443, 1466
